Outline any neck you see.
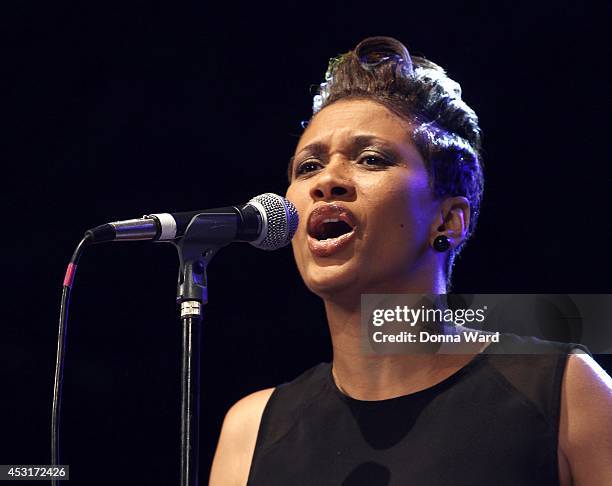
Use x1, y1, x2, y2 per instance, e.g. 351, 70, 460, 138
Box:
322, 274, 474, 401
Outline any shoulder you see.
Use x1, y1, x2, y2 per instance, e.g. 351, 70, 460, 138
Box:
559, 353, 612, 485
224, 387, 276, 432
209, 388, 275, 486
209, 362, 330, 485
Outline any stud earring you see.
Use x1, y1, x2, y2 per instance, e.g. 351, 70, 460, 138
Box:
433, 235, 451, 252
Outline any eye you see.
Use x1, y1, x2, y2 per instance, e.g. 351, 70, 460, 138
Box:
358, 153, 393, 167
295, 160, 322, 176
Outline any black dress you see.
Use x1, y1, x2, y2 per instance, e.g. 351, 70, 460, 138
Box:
247, 334, 588, 486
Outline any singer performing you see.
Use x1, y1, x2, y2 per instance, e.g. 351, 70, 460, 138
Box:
209, 38, 612, 485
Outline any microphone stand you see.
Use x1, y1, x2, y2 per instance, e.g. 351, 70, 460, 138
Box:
171, 212, 236, 486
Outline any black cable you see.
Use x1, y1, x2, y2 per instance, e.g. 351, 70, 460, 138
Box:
51, 234, 90, 483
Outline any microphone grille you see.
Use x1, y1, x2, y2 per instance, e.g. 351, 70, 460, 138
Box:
249, 193, 299, 250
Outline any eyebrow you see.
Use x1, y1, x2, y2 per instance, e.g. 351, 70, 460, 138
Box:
288, 135, 400, 181
287, 142, 328, 182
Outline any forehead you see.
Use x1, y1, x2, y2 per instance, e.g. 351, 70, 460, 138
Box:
295, 99, 414, 154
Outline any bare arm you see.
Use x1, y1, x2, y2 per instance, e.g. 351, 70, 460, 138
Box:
209, 388, 274, 486
560, 354, 612, 485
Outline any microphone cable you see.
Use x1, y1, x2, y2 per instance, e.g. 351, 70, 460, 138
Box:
51, 234, 91, 483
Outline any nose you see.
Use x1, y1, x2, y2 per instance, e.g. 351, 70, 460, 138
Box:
309, 161, 356, 201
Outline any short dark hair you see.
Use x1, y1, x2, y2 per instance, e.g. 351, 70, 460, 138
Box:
296, 36, 484, 281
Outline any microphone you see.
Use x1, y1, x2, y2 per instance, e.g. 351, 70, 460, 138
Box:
85, 193, 299, 251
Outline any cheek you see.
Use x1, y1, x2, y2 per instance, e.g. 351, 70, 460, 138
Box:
285, 184, 306, 235
361, 174, 433, 245
285, 185, 308, 262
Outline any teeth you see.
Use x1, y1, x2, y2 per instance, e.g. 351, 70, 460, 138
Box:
322, 218, 340, 223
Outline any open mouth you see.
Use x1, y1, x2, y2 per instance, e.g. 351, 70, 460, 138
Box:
312, 219, 354, 241
306, 204, 357, 257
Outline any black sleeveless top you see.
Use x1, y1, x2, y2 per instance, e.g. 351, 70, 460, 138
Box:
247, 335, 588, 486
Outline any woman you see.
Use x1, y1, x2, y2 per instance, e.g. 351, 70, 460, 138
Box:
210, 37, 612, 485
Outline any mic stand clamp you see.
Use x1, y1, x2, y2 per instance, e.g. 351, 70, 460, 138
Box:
170, 212, 236, 486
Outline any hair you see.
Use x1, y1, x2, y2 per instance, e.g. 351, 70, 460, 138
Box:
296, 36, 484, 284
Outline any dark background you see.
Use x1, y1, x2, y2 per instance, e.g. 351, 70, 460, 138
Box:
2, 1, 611, 484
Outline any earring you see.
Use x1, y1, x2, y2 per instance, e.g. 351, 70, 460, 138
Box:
433, 235, 451, 252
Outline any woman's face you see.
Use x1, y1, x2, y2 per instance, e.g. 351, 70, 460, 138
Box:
286, 99, 441, 300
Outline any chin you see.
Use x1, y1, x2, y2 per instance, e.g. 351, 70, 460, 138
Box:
300, 259, 364, 300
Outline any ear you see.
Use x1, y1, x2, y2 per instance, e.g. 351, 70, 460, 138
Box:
429, 197, 471, 249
